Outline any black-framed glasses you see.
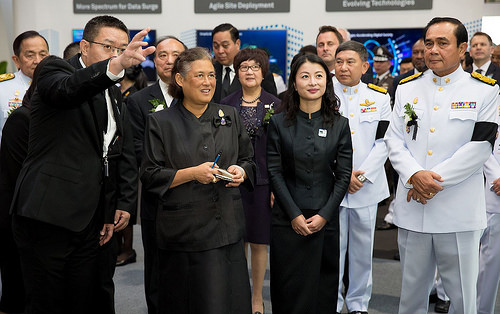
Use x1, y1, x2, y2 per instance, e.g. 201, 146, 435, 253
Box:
239, 64, 261, 72
86, 40, 126, 56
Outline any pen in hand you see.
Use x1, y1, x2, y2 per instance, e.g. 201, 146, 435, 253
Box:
211, 152, 222, 168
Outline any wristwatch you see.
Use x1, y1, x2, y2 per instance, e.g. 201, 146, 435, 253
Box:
357, 174, 367, 183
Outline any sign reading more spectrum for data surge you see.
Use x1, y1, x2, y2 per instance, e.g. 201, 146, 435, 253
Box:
74, 0, 161, 13
195, 0, 290, 13
326, 0, 432, 11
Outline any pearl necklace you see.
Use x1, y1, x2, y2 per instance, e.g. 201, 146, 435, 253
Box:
241, 93, 261, 104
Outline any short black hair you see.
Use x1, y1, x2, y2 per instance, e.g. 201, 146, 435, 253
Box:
13, 30, 49, 57
154, 35, 187, 57
401, 57, 413, 64
63, 41, 80, 59
316, 25, 344, 45
335, 41, 368, 62
82, 15, 129, 42
233, 48, 269, 77
299, 45, 318, 55
212, 23, 239, 43
423, 17, 467, 47
471, 31, 493, 46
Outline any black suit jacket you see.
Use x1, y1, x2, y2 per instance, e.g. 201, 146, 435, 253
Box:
220, 89, 280, 186
465, 62, 500, 84
212, 60, 278, 103
267, 111, 352, 225
11, 55, 137, 232
126, 81, 179, 220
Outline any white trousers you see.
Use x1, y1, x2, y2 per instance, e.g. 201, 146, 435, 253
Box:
398, 228, 481, 314
477, 212, 500, 314
337, 204, 377, 312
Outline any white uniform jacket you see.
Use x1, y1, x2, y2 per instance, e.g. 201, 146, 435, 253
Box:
0, 70, 31, 138
484, 124, 500, 214
384, 67, 499, 233
336, 81, 391, 208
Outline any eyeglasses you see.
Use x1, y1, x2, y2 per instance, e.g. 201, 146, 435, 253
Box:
239, 64, 261, 72
86, 40, 126, 56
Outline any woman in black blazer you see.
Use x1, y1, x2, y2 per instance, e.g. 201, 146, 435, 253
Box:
141, 47, 255, 314
267, 53, 352, 314
221, 48, 281, 314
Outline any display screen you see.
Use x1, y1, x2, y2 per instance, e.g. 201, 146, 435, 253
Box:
350, 28, 424, 76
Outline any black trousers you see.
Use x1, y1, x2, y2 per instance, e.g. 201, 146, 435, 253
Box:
141, 218, 159, 314
0, 216, 25, 313
270, 222, 339, 314
158, 239, 251, 314
12, 214, 102, 314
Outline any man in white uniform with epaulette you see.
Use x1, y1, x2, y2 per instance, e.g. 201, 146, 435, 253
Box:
478, 106, 500, 314
385, 17, 499, 314
0, 30, 49, 139
334, 41, 391, 314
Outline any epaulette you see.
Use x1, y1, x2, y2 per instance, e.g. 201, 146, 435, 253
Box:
398, 72, 423, 85
471, 71, 496, 86
367, 83, 387, 94
0, 73, 15, 82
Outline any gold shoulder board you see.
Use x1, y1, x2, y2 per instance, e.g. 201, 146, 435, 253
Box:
0, 73, 15, 82
367, 83, 388, 94
399, 72, 423, 85
471, 71, 496, 86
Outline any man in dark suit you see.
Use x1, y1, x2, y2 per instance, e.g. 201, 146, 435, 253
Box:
10, 16, 153, 313
126, 35, 186, 314
465, 31, 500, 83
211, 23, 277, 103
391, 38, 427, 98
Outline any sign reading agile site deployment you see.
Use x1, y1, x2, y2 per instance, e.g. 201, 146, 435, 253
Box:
195, 0, 290, 13
326, 0, 432, 11
74, 0, 161, 13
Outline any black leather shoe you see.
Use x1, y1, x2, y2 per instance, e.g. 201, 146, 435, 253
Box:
393, 252, 400, 261
348, 312, 368, 314
429, 292, 438, 303
376, 221, 396, 230
435, 298, 450, 313
116, 250, 137, 266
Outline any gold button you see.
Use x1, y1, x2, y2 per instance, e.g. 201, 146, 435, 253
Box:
445, 78, 450, 83
349, 96, 352, 100
438, 87, 444, 91
430, 128, 435, 133
351, 130, 355, 134
350, 113, 354, 117
433, 78, 437, 83
434, 106, 439, 111
343, 88, 347, 92
352, 147, 355, 151
427, 150, 433, 155
354, 89, 358, 93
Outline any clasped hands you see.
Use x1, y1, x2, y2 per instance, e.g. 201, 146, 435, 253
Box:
99, 209, 130, 246
193, 162, 244, 187
291, 214, 327, 236
407, 170, 444, 204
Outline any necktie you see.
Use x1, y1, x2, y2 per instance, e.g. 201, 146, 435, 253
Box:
222, 67, 231, 98
374, 77, 380, 85
475, 69, 483, 75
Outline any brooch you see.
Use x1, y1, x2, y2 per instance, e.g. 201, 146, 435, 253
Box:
213, 109, 232, 127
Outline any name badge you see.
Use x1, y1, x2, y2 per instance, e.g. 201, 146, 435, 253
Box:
318, 129, 327, 137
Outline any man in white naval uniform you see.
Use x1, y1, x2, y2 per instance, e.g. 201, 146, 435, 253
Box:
384, 17, 499, 314
334, 41, 391, 314
478, 122, 500, 314
0, 30, 49, 139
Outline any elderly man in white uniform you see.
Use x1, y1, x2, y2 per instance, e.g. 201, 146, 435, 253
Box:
0, 31, 48, 139
478, 121, 500, 314
385, 17, 499, 314
334, 41, 391, 314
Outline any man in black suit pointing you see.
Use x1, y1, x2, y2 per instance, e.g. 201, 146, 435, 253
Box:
11, 15, 153, 313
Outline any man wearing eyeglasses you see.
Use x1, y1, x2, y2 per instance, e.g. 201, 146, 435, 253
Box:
11, 15, 154, 313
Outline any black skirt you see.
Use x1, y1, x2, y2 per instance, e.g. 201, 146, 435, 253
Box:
270, 211, 339, 314
158, 239, 251, 314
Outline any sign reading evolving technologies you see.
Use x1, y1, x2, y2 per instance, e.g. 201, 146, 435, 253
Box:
195, 0, 290, 13
73, 0, 161, 13
326, 0, 432, 11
